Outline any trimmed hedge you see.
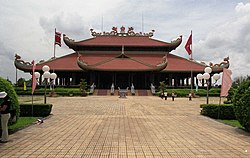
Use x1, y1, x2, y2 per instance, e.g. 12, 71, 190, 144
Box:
15, 87, 89, 96
20, 104, 53, 117
200, 104, 235, 120
156, 88, 221, 97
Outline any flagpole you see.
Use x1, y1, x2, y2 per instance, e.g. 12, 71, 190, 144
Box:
54, 28, 56, 59
190, 30, 193, 95
31, 76, 33, 117
52, 28, 56, 94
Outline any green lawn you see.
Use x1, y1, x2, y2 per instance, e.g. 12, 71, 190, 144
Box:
221, 120, 244, 129
7, 96, 47, 133
9, 117, 39, 131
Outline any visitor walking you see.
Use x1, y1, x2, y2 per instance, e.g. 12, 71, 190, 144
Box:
189, 92, 192, 101
171, 92, 175, 101
164, 92, 168, 100
0, 92, 11, 143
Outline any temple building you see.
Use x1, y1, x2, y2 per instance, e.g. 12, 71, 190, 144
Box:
15, 26, 229, 90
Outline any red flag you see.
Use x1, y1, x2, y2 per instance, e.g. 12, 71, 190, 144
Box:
185, 33, 192, 55
55, 31, 61, 47
31, 60, 36, 95
220, 68, 233, 97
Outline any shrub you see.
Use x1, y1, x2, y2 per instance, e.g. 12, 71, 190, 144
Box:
20, 104, 53, 117
15, 87, 84, 96
80, 79, 87, 96
200, 104, 235, 120
233, 80, 250, 131
0, 77, 19, 124
224, 87, 236, 104
68, 90, 74, 96
224, 100, 232, 104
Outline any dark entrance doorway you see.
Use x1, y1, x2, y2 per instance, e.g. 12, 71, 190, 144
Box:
97, 72, 113, 89
133, 72, 147, 89
115, 72, 129, 89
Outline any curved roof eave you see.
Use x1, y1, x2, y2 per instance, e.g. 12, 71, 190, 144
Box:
77, 56, 168, 72
63, 34, 182, 51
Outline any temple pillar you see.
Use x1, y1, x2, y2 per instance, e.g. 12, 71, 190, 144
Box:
169, 74, 172, 86
59, 77, 62, 85
129, 73, 131, 86
39, 75, 42, 85
174, 76, 177, 87
191, 75, 194, 89
66, 77, 70, 86
182, 78, 185, 86
72, 72, 76, 85
150, 73, 155, 84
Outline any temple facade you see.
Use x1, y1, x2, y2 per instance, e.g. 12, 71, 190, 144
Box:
15, 26, 229, 89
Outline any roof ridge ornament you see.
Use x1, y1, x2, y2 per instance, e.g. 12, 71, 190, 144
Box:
209, 56, 230, 68
90, 26, 155, 37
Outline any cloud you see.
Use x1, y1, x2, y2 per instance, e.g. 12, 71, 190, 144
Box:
0, 42, 13, 60
1, 0, 250, 82
39, 13, 91, 40
0, 42, 16, 81
194, 2, 250, 78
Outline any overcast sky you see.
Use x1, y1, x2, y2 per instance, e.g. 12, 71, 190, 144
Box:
0, 0, 250, 83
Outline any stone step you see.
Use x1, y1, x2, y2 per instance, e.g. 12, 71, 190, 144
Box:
93, 89, 154, 96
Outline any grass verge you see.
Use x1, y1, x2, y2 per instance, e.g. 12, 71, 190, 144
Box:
221, 120, 244, 129
9, 117, 39, 131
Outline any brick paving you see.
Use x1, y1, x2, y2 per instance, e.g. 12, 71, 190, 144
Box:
1, 96, 250, 157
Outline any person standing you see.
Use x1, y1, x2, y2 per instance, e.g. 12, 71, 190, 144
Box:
164, 92, 168, 100
171, 92, 175, 101
0, 92, 11, 143
188, 92, 192, 101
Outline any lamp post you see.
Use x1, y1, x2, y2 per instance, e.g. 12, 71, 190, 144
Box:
197, 67, 220, 104
42, 65, 49, 104
50, 72, 57, 90
35, 72, 40, 81
33, 65, 57, 104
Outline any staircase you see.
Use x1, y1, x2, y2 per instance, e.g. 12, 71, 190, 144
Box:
93, 89, 153, 96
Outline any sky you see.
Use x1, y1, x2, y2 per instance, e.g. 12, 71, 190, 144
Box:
0, 0, 250, 83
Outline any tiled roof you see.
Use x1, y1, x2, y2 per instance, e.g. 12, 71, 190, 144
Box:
15, 52, 222, 72
76, 36, 174, 47
77, 53, 167, 71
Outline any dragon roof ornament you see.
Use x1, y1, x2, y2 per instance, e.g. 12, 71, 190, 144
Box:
198, 56, 230, 69
90, 26, 155, 37
209, 56, 230, 68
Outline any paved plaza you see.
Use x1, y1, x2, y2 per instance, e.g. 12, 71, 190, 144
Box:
1, 96, 250, 157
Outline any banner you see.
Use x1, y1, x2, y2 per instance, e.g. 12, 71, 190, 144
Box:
185, 33, 192, 55
55, 31, 61, 47
31, 60, 36, 95
220, 68, 233, 97
23, 81, 26, 91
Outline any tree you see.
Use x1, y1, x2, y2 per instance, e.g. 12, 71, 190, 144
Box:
233, 79, 250, 131
233, 75, 250, 87
0, 77, 19, 124
17, 77, 25, 87
159, 81, 166, 93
